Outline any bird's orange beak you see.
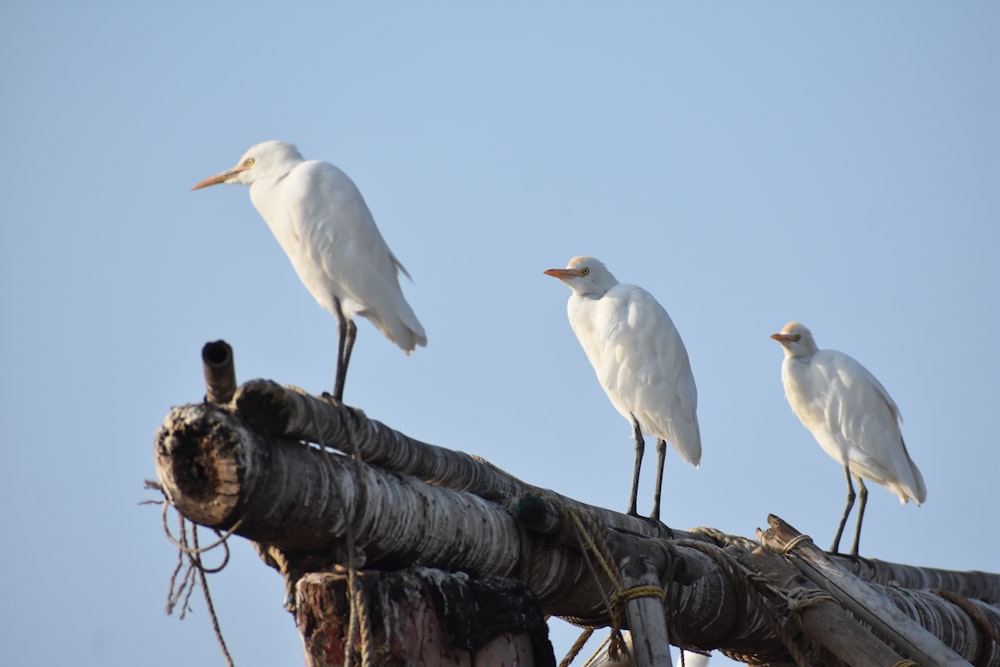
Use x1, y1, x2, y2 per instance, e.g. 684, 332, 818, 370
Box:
770, 333, 791, 343
192, 163, 251, 191
544, 268, 582, 279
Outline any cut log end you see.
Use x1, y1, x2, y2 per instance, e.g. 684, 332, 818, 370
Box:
154, 404, 243, 526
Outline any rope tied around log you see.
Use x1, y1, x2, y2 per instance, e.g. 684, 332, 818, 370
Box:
316, 395, 374, 667
562, 507, 627, 661
615, 585, 667, 605
681, 528, 827, 667
562, 507, 668, 663
779, 533, 813, 554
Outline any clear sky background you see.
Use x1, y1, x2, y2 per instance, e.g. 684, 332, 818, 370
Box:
1, 3, 997, 666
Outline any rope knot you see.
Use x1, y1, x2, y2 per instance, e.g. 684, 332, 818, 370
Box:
614, 585, 666, 605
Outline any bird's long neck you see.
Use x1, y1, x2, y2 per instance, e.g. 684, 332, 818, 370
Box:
571, 283, 612, 300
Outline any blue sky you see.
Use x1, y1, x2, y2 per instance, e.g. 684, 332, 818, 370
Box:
1, 3, 997, 665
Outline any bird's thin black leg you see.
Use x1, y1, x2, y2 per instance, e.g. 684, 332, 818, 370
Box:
831, 463, 856, 554
332, 298, 351, 402
341, 319, 357, 392
650, 438, 667, 522
849, 478, 869, 557
627, 416, 644, 516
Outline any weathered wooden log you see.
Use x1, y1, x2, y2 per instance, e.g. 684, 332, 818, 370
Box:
831, 555, 1000, 608
761, 514, 1000, 666
295, 568, 554, 667
153, 402, 725, 620
154, 397, 1000, 663
155, 403, 519, 570
153, 401, 777, 656
229, 380, 1000, 607
232, 379, 677, 541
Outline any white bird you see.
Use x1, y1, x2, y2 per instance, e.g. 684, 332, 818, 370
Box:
545, 256, 701, 521
771, 321, 926, 556
193, 141, 426, 401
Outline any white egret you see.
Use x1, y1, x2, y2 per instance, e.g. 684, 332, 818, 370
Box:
771, 321, 926, 556
193, 141, 426, 401
545, 256, 701, 521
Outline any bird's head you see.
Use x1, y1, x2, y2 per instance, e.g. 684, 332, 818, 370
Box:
544, 256, 618, 298
770, 321, 818, 358
192, 141, 304, 190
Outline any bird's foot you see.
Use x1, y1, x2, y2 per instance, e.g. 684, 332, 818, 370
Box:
320, 390, 346, 406
646, 513, 675, 537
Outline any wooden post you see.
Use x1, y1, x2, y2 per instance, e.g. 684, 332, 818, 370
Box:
295, 568, 553, 667
619, 555, 672, 667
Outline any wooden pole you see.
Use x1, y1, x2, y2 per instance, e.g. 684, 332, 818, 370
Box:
619, 556, 672, 667
202, 340, 236, 405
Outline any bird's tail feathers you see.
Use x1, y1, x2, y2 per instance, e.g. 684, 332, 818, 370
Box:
371, 303, 427, 354
899, 437, 927, 505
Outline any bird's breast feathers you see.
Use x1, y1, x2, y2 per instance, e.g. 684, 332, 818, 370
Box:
568, 285, 696, 421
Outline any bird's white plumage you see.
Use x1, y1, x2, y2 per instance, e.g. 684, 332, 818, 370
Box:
772, 322, 925, 504
200, 141, 426, 352
193, 141, 426, 399
547, 256, 702, 465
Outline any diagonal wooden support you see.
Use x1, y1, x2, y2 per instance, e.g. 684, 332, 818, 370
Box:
760, 514, 972, 667
738, 543, 910, 666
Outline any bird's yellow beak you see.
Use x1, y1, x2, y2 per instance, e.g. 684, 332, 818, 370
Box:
770, 333, 791, 343
192, 163, 251, 191
544, 268, 582, 280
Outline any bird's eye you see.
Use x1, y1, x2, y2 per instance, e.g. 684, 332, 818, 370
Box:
581, 267, 591, 276
244, 158, 255, 167
792, 334, 802, 342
